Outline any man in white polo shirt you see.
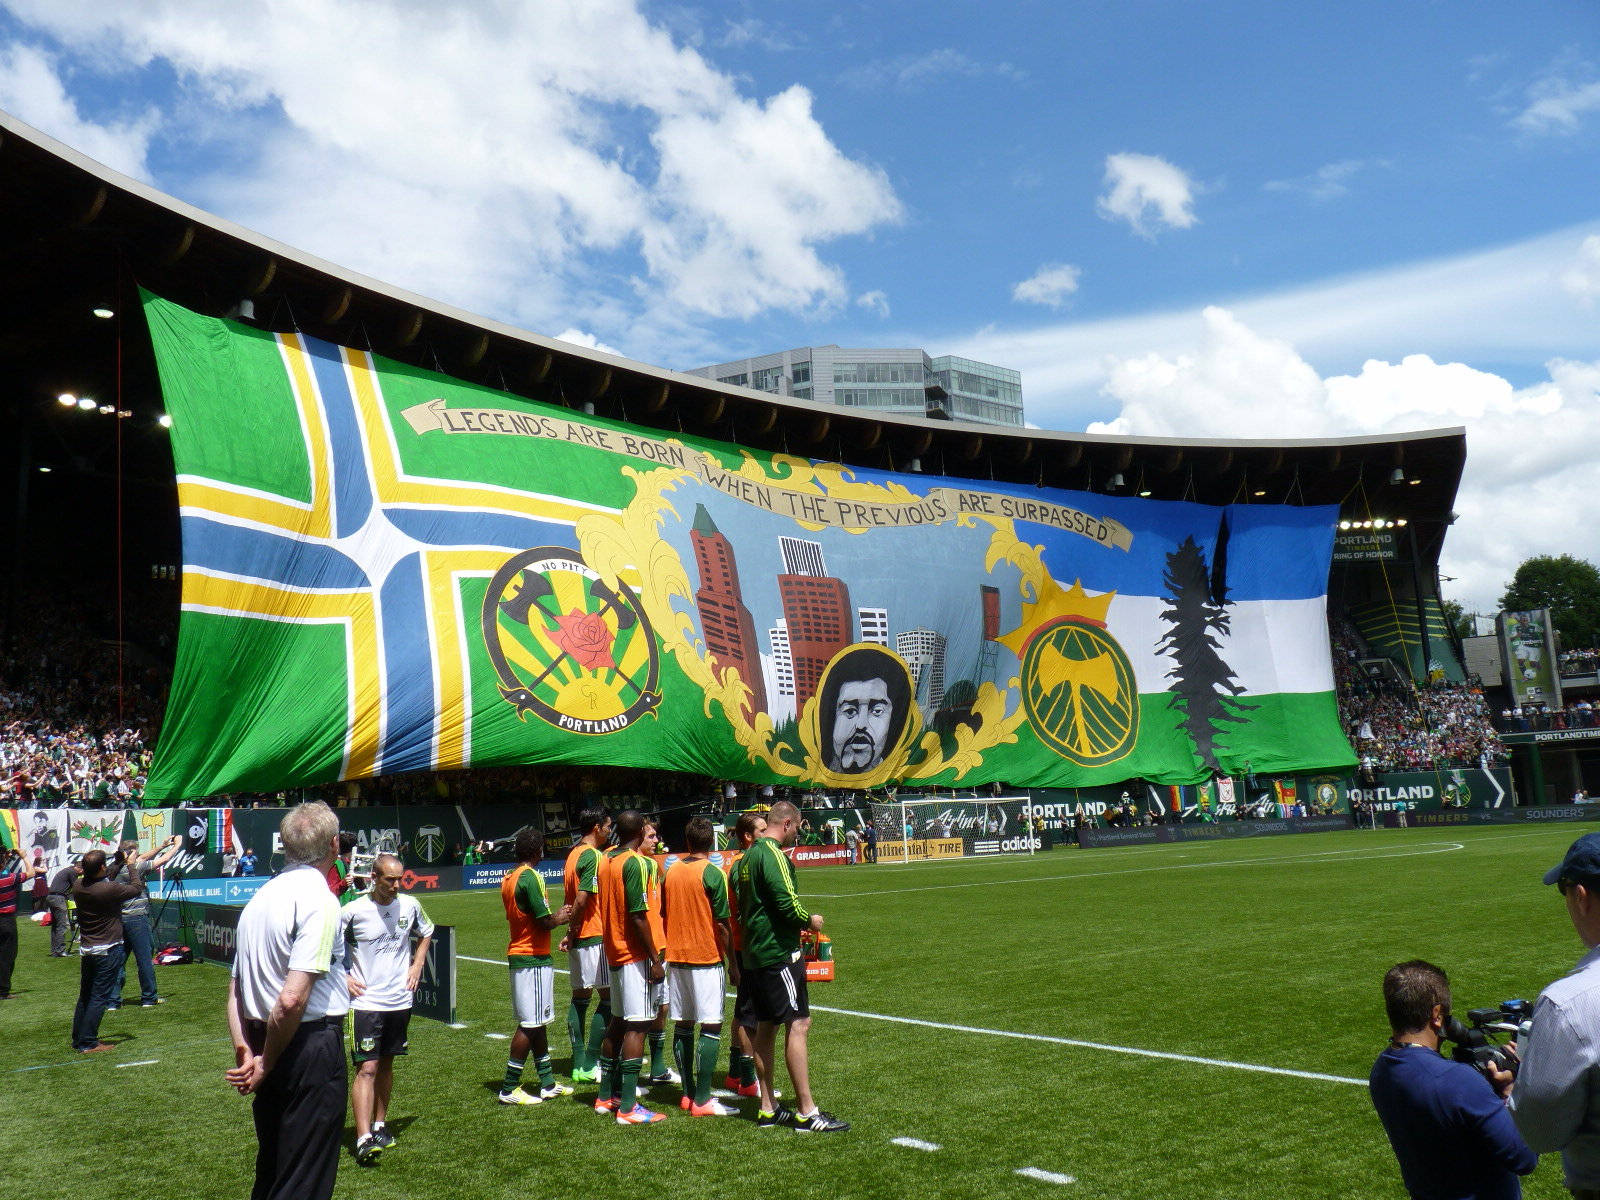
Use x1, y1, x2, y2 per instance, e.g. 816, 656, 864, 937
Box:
225, 801, 348, 1200
342, 853, 434, 1166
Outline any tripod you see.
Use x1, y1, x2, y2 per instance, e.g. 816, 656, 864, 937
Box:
150, 873, 194, 945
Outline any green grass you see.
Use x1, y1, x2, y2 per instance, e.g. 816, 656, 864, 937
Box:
1, 824, 1589, 1199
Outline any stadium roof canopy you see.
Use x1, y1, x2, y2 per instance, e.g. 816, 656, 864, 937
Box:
0, 110, 1467, 578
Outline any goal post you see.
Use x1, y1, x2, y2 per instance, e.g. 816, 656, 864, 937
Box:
867, 795, 1038, 863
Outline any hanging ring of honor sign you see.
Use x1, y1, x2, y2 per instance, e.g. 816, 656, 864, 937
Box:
481, 546, 662, 735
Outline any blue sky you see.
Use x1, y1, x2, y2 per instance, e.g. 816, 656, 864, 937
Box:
0, 1, 1597, 611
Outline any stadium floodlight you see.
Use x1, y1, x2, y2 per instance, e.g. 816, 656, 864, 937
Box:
92, 306, 114, 319
76, 397, 95, 410
1389, 468, 1405, 484
157, 413, 173, 429
57, 392, 76, 406
97, 404, 114, 415
1338, 519, 1352, 530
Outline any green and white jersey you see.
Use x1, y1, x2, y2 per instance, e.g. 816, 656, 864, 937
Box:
341, 893, 434, 1012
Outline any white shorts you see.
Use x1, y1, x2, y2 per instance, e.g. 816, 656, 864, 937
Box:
667, 965, 726, 1025
567, 941, 611, 992
510, 964, 555, 1029
612, 960, 665, 1023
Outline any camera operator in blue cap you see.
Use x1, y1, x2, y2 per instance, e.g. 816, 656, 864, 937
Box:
1510, 832, 1600, 1199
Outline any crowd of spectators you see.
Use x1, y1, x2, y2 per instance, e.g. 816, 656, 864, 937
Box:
1498, 701, 1600, 732
1560, 648, 1600, 676
0, 584, 169, 806
1332, 618, 1507, 774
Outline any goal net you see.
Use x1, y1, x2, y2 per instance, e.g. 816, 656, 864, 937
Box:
868, 795, 1037, 863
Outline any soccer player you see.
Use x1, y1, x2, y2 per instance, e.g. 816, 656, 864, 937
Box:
560, 807, 612, 1084
663, 816, 738, 1116
596, 810, 668, 1125
639, 819, 677, 1088
733, 800, 848, 1131
723, 811, 765, 1096
497, 827, 574, 1107
342, 854, 434, 1165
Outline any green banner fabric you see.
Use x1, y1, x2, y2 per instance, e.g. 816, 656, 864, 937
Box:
143, 294, 1355, 798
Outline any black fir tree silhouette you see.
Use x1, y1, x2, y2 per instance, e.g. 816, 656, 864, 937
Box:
1157, 530, 1254, 769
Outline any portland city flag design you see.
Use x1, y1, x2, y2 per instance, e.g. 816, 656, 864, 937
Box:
143, 294, 1354, 800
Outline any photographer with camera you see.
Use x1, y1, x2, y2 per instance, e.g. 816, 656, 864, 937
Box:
1510, 833, 1600, 1199
1370, 960, 1535, 1200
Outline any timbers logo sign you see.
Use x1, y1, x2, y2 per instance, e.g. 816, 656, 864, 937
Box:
481, 547, 661, 735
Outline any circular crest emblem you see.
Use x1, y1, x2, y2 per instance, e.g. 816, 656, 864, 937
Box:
481, 547, 661, 735
1020, 618, 1138, 766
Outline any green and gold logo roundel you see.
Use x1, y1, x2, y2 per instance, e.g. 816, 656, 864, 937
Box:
481, 547, 661, 735
1021, 618, 1138, 766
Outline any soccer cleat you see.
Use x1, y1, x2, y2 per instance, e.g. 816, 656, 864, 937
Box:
689, 1098, 738, 1117
724, 1074, 741, 1090
140, 997, 166, 1006
643, 1067, 679, 1085
680, 1095, 692, 1111
594, 1097, 620, 1115
757, 1106, 795, 1129
792, 1109, 850, 1133
616, 1104, 667, 1125
355, 1134, 384, 1165
570, 1066, 599, 1084
371, 1124, 395, 1149
497, 1086, 542, 1106
539, 1082, 574, 1100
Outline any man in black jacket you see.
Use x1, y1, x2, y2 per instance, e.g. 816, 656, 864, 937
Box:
70, 848, 142, 1052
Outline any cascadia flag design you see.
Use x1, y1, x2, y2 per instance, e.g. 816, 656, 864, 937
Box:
143, 293, 1354, 799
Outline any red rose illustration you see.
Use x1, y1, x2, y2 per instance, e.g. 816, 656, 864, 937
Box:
554, 608, 617, 671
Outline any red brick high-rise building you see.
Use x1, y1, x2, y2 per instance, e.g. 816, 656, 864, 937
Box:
690, 505, 767, 715
777, 537, 853, 712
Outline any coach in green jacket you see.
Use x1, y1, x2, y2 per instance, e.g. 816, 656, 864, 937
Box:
731, 800, 849, 1133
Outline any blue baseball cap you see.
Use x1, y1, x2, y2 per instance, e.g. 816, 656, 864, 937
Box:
1543, 832, 1600, 885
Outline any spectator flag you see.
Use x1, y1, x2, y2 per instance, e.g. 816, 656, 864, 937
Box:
0, 809, 17, 851
208, 809, 236, 855
142, 293, 1356, 798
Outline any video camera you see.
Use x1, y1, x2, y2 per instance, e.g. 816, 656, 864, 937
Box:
1443, 1000, 1532, 1077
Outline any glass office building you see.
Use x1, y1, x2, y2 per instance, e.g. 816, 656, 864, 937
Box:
686, 346, 1023, 427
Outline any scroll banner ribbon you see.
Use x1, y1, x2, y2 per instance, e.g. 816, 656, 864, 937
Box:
401, 399, 1132, 550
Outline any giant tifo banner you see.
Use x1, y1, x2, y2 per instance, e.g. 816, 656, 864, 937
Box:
142, 295, 1354, 797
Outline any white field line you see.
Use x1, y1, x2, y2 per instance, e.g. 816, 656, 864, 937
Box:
455, 953, 1366, 1086
807, 842, 1465, 900
892, 1137, 941, 1151
115, 1058, 160, 1068
1016, 1167, 1076, 1185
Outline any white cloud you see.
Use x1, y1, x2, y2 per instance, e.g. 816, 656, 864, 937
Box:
1561, 234, 1600, 304
0, 42, 156, 180
947, 219, 1600, 419
0, 0, 901, 354
856, 289, 890, 318
1096, 152, 1197, 238
554, 328, 621, 356
840, 48, 1026, 92
1264, 159, 1382, 202
1085, 306, 1600, 611
1515, 70, 1600, 133
1011, 263, 1081, 308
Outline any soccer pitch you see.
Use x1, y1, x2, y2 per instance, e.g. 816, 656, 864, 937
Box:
2, 824, 1590, 1199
